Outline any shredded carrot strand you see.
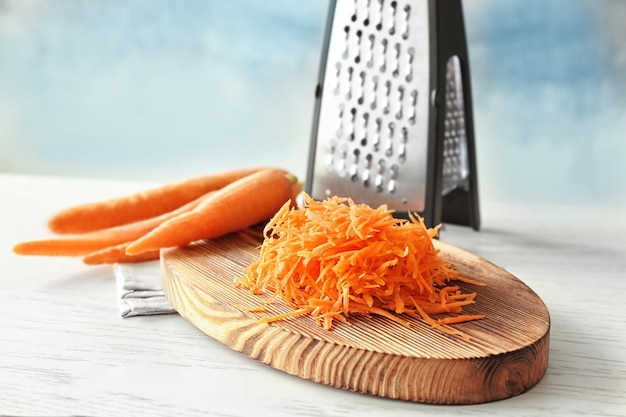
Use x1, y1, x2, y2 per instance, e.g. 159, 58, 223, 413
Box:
438, 314, 486, 325
235, 194, 484, 334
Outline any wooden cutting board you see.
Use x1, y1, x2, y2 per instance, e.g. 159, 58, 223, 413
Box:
160, 227, 550, 405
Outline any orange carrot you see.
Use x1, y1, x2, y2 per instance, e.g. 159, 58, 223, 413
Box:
235, 193, 484, 334
48, 167, 266, 234
125, 168, 299, 256
13, 192, 213, 257
83, 243, 160, 265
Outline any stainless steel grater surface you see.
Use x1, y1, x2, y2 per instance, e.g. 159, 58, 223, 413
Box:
308, 0, 434, 213
307, 0, 480, 229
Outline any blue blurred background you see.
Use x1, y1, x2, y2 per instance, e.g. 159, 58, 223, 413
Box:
1, 0, 625, 206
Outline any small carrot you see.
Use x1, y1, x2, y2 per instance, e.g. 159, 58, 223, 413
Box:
48, 167, 266, 234
83, 243, 160, 265
13, 192, 214, 257
125, 168, 299, 256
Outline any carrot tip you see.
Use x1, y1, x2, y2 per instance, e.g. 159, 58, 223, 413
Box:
285, 173, 298, 184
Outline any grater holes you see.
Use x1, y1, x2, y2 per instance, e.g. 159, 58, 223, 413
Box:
342, 26, 350, 59
362, 171, 371, 187
441, 55, 470, 194
366, 34, 375, 68
392, 43, 401, 78
375, 176, 383, 193
382, 80, 391, 114
373, 0, 383, 30
398, 144, 407, 162
354, 29, 363, 64
349, 164, 358, 182
365, 152, 373, 166
401, 4, 410, 39
361, 153, 373, 187
384, 121, 395, 156
333, 62, 342, 96
374, 158, 386, 192
359, 111, 369, 144
390, 163, 400, 179
348, 107, 357, 141
373, 117, 382, 151
350, 146, 359, 164
336, 105, 344, 137
398, 126, 408, 162
357, 71, 366, 105
388, 1, 398, 35
346, 66, 354, 100
387, 121, 395, 138
328, 138, 337, 154
408, 89, 418, 125
359, 112, 369, 142
395, 85, 404, 120
319, 0, 428, 204
326, 138, 337, 170
349, 148, 361, 181
379, 38, 388, 73
370, 75, 379, 109
336, 143, 349, 177
387, 163, 400, 194
405, 47, 415, 82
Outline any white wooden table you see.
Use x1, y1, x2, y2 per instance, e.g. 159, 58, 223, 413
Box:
1, 173, 625, 416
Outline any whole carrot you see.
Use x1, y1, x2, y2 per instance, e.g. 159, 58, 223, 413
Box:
48, 167, 267, 234
125, 168, 299, 256
13, 192, 214, 257
83, 243, 160, 265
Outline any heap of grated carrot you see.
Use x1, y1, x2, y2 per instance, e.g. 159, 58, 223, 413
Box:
235, 193, 484, 334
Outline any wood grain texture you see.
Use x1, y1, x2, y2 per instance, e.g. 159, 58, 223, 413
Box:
161, 227, 550, 405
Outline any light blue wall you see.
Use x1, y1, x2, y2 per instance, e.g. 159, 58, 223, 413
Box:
0, 0, 327, 182
465, 0, 626, 205
1, 0, 625, 206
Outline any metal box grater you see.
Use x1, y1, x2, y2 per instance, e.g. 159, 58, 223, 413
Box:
306, 0, 480, 230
